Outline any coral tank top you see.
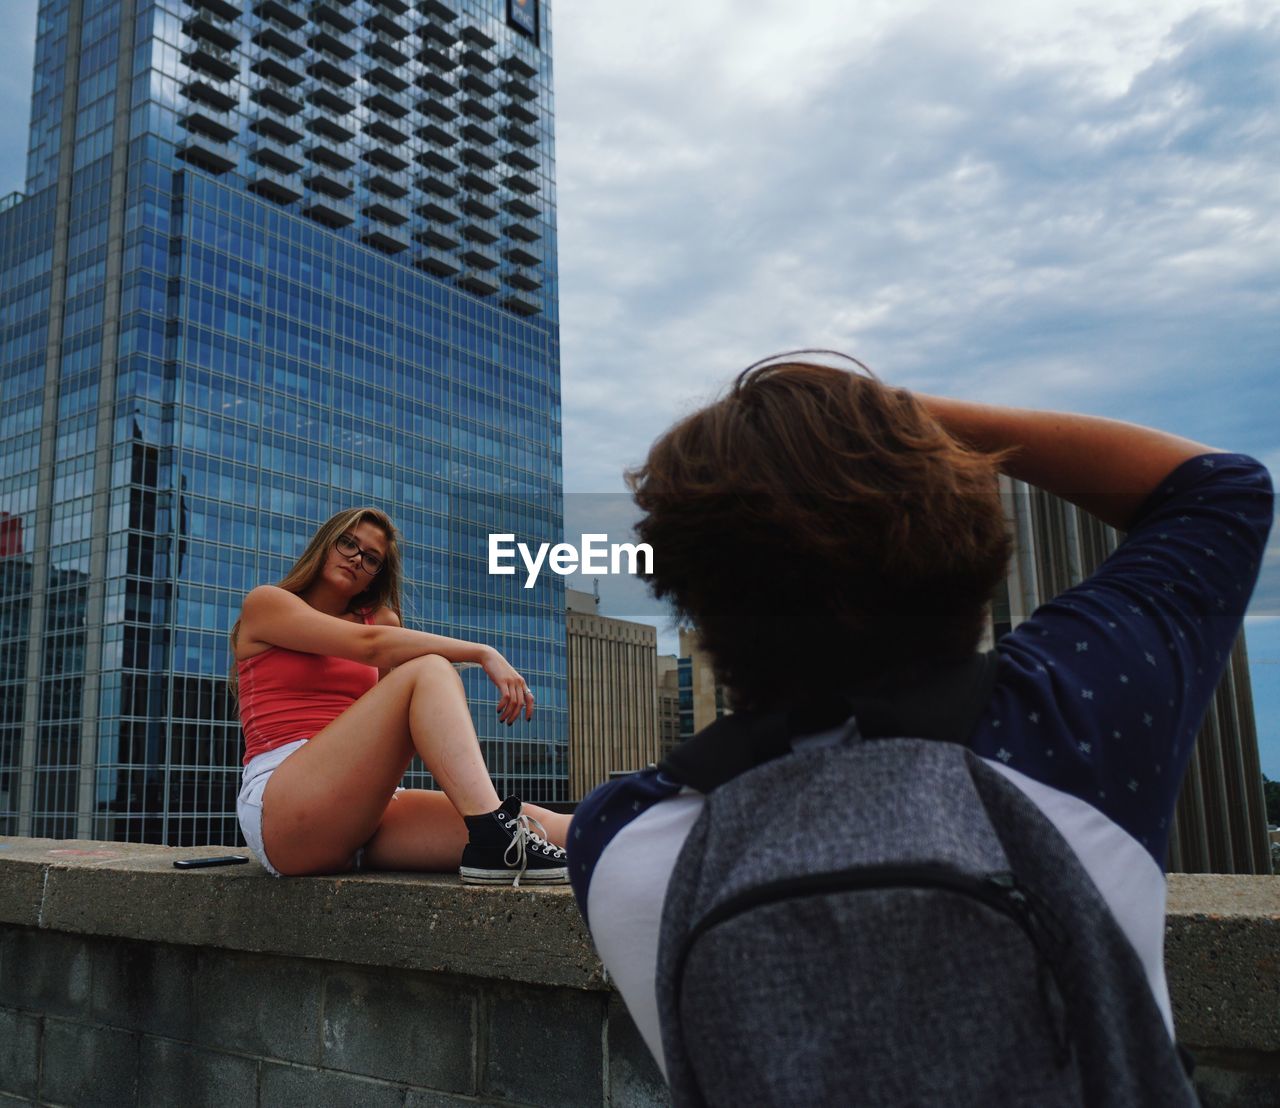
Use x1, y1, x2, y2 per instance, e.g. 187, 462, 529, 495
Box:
238, 644, 378, 765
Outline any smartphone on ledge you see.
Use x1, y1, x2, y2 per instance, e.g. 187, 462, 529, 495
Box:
173, 855, 250, 869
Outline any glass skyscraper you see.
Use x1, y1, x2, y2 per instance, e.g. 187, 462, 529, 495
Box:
0, 0, 566, 845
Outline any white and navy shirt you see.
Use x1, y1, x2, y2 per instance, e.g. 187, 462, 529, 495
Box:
568, 454, 1273, 1075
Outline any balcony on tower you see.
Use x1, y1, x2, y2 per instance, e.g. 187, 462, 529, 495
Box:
190, 0, 242, 20
502, 100, 538, 127
416, 196, 461, 224
504, 195, 539, 220
503, 265, 542, 292
252, 77, 304, 116
461, 122, 497, 147
414, 246, 462, 278
458, 269, 500, 297
504, 170, 538, 197
501, 53, 539, 80
460, 25, 496, 50
462, 218, 500, 246
250, 133, 305, 173
180, 104, 238, 144
308, 54, 356, 88
502, 148, 538, 172
307, 78, 355, 116
418, 122, 458, 149
417, 147, 457, 173
176, 132, 238, 174
306, 105, 356, 143
305, 164, 354, 197
502, 75, 536, 102
251, 114, 305, 146
461, 70, 497, 98
460, 173, 498, 199
184, 12, 241, 53
415, 224, 460, 251
416, 167, 458, 199
368, 29, 411, 68
365, 8, 409, 40
460, 195, 499, 221
418, 44, 458, 74
501, 122, 537, 148
367, 66, 410, 99
366, 116, 410, 147
363, 194, 410, 226
183, 79, 238, 112
365, 143, 411, 172
182, 37, 239, 82
251, 52, 305, 86
502, 218, 541, 243
419, 0, 458, 21
364, 165, 411, 198
502, 241, 541, 267
418, 97, 459, 124
303, 192, 356, 228
461, 147, 497, 172
253, 21, 306, 61
304, 135, 356, 171
461, 97, 497, 124
501, 289, 541, 316
362, 221, 411, 255
256, 0, 306, 31
247, 162, 304, 204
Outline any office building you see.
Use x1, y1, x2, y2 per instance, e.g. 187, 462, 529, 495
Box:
655, 652, 679, 757
0, 0, 566, 844
565, 587, 657, 800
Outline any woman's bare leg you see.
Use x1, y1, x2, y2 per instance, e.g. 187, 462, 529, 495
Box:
261, 654, 502, 875
357, 793, 570, 872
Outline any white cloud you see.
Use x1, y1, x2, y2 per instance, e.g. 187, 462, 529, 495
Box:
555, 0, 1280, 495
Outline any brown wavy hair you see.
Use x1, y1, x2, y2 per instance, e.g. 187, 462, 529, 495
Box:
228, 507, 403, 696
627, 357, 1012, 712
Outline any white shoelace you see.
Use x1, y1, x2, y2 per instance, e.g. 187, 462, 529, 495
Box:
502, 811, 567, 888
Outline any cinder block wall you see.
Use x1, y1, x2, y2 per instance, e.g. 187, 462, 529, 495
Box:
0, 928, 663, 1107
0, 839, 1277, 1108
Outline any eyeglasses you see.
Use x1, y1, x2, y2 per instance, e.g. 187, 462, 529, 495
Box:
334, 533, 384, 575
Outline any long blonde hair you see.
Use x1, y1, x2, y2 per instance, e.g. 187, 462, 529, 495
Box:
228, 507, 403, 696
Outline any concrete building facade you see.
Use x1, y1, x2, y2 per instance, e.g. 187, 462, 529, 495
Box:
565, 588, 657, 801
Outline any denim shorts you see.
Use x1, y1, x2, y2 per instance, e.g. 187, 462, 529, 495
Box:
237, 738, 308, 877
237, 738, 392, 876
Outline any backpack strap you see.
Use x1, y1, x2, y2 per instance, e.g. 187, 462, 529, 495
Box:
659, 650, 1000, 794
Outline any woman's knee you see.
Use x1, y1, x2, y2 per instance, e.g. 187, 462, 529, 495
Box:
397, 653, 464, 690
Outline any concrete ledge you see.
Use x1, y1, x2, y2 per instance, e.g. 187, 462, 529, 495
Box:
1166, 875, 1280, 1058
1, 838, 1278, 1107
0, 838, 602, 991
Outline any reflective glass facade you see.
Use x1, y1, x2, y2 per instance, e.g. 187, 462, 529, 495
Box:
1, 0, 566, 845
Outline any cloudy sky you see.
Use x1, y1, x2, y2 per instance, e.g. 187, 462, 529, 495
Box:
0, 1, 1276, 772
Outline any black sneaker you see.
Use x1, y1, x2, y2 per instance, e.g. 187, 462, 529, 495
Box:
460, 796, 568, 887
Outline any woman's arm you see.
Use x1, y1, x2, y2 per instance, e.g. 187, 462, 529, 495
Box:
914, 395, 1221, 530
238, 585, 492, 670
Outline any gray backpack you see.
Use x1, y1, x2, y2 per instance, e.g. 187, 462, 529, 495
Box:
654, 657, 1199, 1107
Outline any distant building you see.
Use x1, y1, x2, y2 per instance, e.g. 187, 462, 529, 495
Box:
677, 627, 730, 740
565, 589, 658, 800
1000, 477, 1272, 875
656, 653, 681, 757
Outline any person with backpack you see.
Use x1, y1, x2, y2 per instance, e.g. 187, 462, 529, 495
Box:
567, 356, 1272, 1106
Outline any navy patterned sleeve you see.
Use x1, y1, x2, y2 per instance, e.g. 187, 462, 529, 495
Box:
969, 454, 1273, 865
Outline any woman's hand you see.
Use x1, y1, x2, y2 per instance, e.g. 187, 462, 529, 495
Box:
480, 647, 535, 725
